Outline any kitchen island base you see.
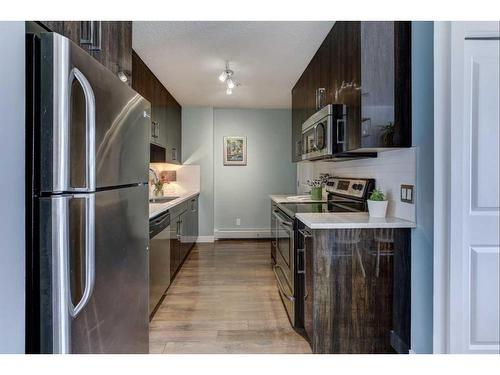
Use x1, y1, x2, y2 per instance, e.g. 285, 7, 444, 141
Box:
299, 225, 411, 354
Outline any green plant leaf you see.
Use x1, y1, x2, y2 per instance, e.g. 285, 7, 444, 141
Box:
368, 188, 386, 201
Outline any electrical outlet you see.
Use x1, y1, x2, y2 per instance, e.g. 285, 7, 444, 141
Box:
236, 218, 241, 226
400, 184, 414, 203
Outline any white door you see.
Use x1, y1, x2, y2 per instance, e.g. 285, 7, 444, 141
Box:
449, 22, 500, 354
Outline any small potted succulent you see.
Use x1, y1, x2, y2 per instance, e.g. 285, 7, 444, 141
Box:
367, 188, 388, 217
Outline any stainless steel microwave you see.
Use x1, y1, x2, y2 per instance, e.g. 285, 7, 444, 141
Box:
301, 104, 347, 160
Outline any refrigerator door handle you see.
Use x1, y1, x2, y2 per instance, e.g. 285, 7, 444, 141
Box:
69, 67, 96, 192
69, 194, 96, 318
52, 196, 71, 354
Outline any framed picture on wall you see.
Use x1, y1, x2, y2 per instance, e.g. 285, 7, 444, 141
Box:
223, 136, 247, 166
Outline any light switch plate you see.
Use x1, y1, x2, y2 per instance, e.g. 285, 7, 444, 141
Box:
400, 184, 414, 204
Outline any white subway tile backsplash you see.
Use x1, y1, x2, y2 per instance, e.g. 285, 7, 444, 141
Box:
149, 163, 200, 197
297, 148, 416, 222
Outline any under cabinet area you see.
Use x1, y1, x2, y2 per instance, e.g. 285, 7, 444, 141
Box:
297, 223, 411, 354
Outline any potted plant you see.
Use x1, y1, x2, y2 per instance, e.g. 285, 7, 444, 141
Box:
378, 122, 395, 147
153, 180, 164, 198
367, 188, 388, 217
306, 176, 328, 200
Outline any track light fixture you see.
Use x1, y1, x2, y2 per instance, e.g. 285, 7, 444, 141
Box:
219, 62, 240, 95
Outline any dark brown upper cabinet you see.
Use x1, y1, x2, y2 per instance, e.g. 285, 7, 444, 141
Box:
39, 21, 132, 84
360, 22, 411, 149
291, 21, 411, 162
330, 22, 362, 154
132, 51, 182, 164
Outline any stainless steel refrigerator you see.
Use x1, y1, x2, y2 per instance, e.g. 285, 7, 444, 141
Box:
26, 30, 150, 354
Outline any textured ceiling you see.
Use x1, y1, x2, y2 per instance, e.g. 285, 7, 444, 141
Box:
132, 21, 334, 108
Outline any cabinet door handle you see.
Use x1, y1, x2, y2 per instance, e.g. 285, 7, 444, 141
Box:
80, 21, 101, 51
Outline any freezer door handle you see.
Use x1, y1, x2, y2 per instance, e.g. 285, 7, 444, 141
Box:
69, 194, 96, 318
69, 67, 96, 192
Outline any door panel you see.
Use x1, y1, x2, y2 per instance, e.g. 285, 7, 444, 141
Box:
304, 232, 314, 342
149, 221, 170, 315
40, 184, 149, 353
170, 215, 180, 278
40, 32, 150, 193
73, 185, 148, 353
179, 211, 190, 262
449, 26, 500, 353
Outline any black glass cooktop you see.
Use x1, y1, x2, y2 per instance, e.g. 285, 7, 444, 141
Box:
279, 200, 367, 218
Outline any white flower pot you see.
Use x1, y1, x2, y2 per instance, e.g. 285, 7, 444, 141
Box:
367, 200, 388, 218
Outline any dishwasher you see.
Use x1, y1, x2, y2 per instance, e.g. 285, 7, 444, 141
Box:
149, 211, 171, 318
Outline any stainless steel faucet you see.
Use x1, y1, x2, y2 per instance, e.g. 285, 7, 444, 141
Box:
149, 168, 159, 185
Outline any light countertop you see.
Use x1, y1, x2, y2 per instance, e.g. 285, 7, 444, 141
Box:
149, 190, 200, 219
295, 212, 416, 229
269, 194, 327, 204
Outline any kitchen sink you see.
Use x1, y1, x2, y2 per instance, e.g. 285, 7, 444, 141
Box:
149, 196, 179, 204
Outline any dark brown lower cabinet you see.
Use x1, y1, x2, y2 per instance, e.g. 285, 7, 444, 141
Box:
304, 231, 314, 341
169, 196, 199, 282
170, 218, 181, 279
179, 211, 190, 262
300, 226, 411, 354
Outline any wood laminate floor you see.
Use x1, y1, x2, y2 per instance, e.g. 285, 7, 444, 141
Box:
149, 240, 311, 354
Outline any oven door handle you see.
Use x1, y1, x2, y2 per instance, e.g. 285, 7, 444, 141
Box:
272, 210, 293, 228
298, 228, 312, 238
273, 265, 295, 302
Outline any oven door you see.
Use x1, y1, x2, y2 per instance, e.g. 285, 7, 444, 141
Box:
272, 208, 295, 324
270, 203, 278, 264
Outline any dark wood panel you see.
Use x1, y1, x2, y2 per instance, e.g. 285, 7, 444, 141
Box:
303, 228, 410, 353
392, 228, 411, 353
303, 229, 314, 342
150, 143, 166, 163
132, 50, 182, 163
132, 50, 154, 101
394, 22, 412, 148
291, 85, 301, 161
330, 21, 361, 152
39, 21, 132, 82
290, 21, 411, 159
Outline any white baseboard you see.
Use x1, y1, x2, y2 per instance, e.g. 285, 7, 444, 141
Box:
196, 236, 215, 243
214, 229, 271, 239
409, 349, 416, 354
